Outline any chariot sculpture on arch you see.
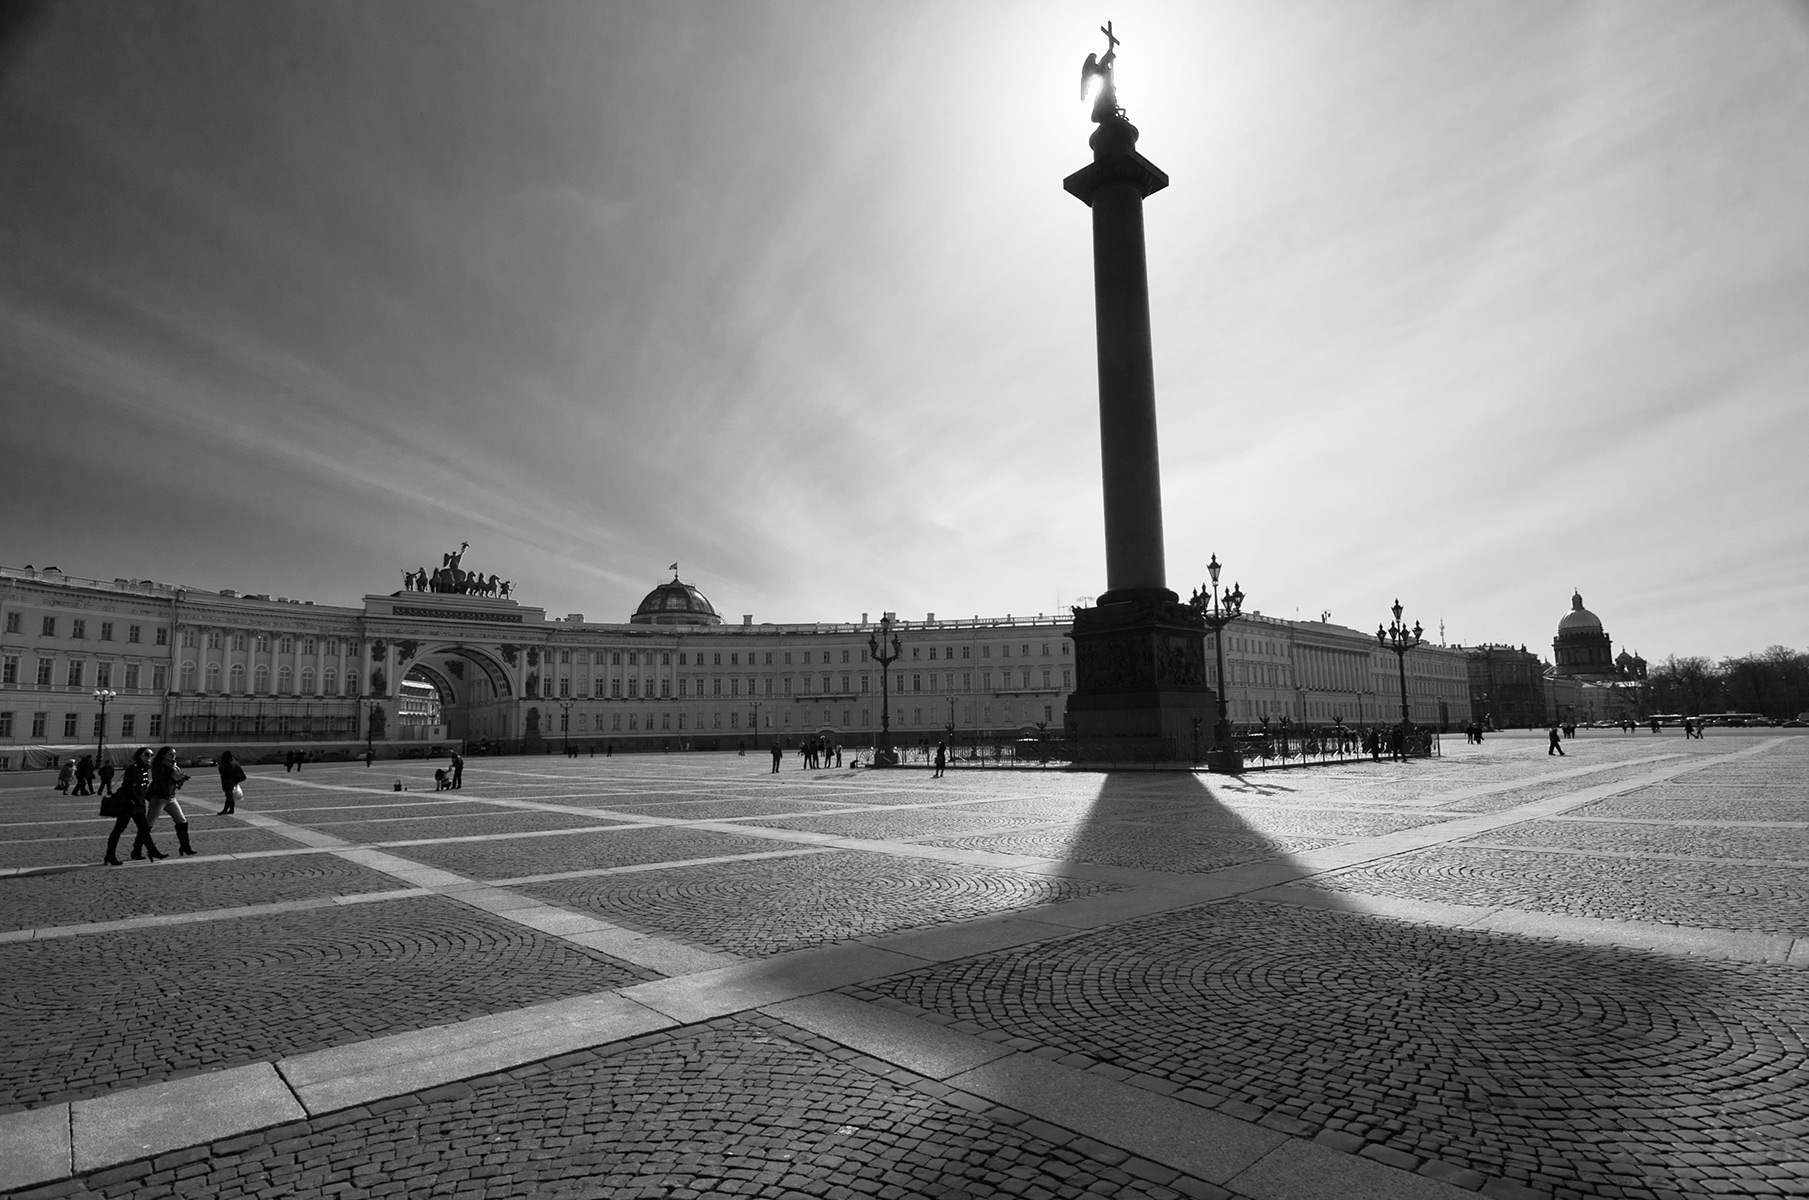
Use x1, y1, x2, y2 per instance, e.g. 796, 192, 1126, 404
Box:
399, 541, 513, 597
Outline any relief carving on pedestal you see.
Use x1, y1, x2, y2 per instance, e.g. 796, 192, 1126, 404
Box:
1155, 635, 1205, 686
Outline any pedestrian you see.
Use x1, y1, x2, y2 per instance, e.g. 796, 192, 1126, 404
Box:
143, 745, 196, 857
1547, 726, 1566, 756
55, 759, 74, 793
216, 749, 246, 816
933, 741, 947, 778
97, 758, 116, 797
102, 747, 160, 865
835, 745, 842, 768
433, 767, 450, 791
605, 743, 613, 757
293, 749, 303, 772
1389, 725, 1406, 762
771, 743, 783, 773
73, 755, 96, 795
364, 748, 375, 768
450, 750, 464, 789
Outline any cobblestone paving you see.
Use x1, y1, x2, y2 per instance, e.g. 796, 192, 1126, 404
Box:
247, 800, 499, 821
286, 811, 627, 844
1475, 818, 1809, 861
924, 825, 1340, 874
0, 826, 305, 871
519, 850, 1115, 957
0, 896, 649, 1113
741, 807, 1048, 840
392, 825, 787, 880
1309, 844, 1809, 933
36, 1017, 1208, 1200
1569, 788, 1809, 822
856, 899, 1809, 1200
570, 796, 866, 819
0, 853, 408, 932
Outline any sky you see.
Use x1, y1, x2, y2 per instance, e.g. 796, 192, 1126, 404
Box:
2, 0, 1805, 663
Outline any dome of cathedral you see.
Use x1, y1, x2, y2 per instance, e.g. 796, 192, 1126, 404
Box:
629, 574, 721, 626
1557, 591, 1603, 634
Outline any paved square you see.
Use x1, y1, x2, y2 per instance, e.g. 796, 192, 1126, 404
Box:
2, 730, 1804, 1199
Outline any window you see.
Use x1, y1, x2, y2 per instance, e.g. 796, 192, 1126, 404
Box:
41, 617, 56, 637
1022, 645, 1030, 657
63, 712, 78, 738
912, 674, 922, 692
962, 646, 971, 659
325, 638, 339, 655
92, 712, 105, 738
101, 623, 114, 641
713, 653, 722, 666
344, 673, 358, 697
560, 650, 571, 664
121, 714, 135, 738
1042, 669, 1051, 688
784, 652, 792, 665
1042, 644, 1050, 656
803, 651, 812, 665
560, 677, 571, 697
154, 628, 167, 646
841, 650, 851, 663
611, 680, 622, 698
0, 712, 9, 737
92, 661, 111, 688
278, 666, 293, 693
303, 638, 316, 655
982, 646, 991, 658
611, 651, 622, 666
322, 667, 337, 694
963, 673, 971, 691
206, 663, 222, 692
148, 714, 162, 738
660, 680, 671, 698
231, 633, 247, 652
861, 675, 870, 693
765, 678, 774, 696
628, 678, 639, 697
36, 658, 54, 686
596, 678, 609, 697
731, 653, 739, 666
3, 612, 17, 634
784, 678, 792, 696
279, 636, 294, 654
911, 647, 920, 659
300, 666, 315, 693
928, 647, 937, 660
983, 671, 993, 690
678, 679, 688, 697
31, 712, 46, 738
711, 679, 721, 696
1062, 669, 1071, 688
230, 664, 246, 692
255, 634, 270, 652
1062, 642, 1070, 655
1, 656, 14, 685
841, 674, 850, 693
764, 653, 773, 665
678, 653, 688, 666
254, 665, 270, 693
205, 631, 219, 650
65, 661, 84, 687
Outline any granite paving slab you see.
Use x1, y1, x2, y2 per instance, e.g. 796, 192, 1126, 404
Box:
388, 824, 784, 880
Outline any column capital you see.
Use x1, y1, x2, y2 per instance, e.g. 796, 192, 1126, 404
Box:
1064, 152, 1169, 206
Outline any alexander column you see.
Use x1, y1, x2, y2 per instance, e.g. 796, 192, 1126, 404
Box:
1063, 24, 1215, 758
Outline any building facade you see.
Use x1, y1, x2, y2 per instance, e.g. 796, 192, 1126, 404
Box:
2, 562, 1471, 766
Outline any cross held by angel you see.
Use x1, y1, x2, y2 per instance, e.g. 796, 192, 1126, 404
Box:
1080, 22, 1121, 123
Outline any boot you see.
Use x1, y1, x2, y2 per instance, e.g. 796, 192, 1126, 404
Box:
176, 822, 196, 856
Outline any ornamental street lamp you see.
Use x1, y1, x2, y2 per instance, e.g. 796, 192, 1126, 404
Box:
1377, 598, 1424, 729
1187, 554, 1245, 772
867, 615, 903, 767
558, 699, 574, 755
749, 699, 761, 750
93, 688, 116, 765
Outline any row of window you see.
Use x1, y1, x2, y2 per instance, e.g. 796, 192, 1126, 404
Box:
556, 700, 1060, 735
0, 711, 163, 739
2, 656, 168, 691
3, 613, 167, 644
557, 642, 1071, 669
541, 667, 1073, 700
177, 632, 357, 655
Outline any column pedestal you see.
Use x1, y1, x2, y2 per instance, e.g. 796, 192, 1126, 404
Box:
1065, 590, 1216, 761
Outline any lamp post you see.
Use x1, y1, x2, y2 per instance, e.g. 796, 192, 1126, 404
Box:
1377, 598, 1424, 729
749, 698, 761, 750
867, 615, 903, 767
1187, 554, 1245, 772
93, 688, 116, 766
558, 699, 574, 755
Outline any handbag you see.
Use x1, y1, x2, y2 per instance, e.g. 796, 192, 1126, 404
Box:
230, 783, 244, 803
99, 791, 131, 819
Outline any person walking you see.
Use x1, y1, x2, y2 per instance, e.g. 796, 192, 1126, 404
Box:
144, 745, 197, 857
55, 759, 74, 793
216, 750, 246, 816
450, 751, 464, 789
1547, 726, 1566, 756
73, 755, 97, 795
933, 741, 947, 778
102, 747, 160, 865
364, 748, 375, 768
771, 743, 782, 773
97, 757, 116, 797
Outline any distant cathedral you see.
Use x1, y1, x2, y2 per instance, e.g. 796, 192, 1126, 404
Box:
1551, 591, 1645, 682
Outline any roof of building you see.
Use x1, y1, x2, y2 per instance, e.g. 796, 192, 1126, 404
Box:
629, 574, 722, 626
1557, 590, 1604, 635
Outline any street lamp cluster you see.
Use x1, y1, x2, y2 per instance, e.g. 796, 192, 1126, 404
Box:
867, 615, 903, 767
1377, 598, 1425, 728
1187, 554, 1245, 772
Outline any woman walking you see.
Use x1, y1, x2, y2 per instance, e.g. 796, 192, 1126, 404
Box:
216, 750, 246, 816
144, 745, 197, 857
102, 747, 160, 865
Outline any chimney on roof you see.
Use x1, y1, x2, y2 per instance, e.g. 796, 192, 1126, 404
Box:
743, 614, 752, 626
926, 612, 935, 623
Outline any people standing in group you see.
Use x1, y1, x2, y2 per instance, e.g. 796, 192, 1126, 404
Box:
1547, 726, 1566, 756
450, 751, 464, 789
55, 759, 74, 793
102, 747, 160, 865
72, 755, 97, 795
144, 746, 197, 857
97, 757, 116, 797
216, 750, 246, 816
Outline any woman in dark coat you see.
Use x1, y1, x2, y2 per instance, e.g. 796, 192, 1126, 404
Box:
102, 747, 160, 865
144, 745, 196, 857
216, 750, 246, 815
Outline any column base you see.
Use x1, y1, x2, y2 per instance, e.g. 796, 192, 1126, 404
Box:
1063, 594, 1217, 763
